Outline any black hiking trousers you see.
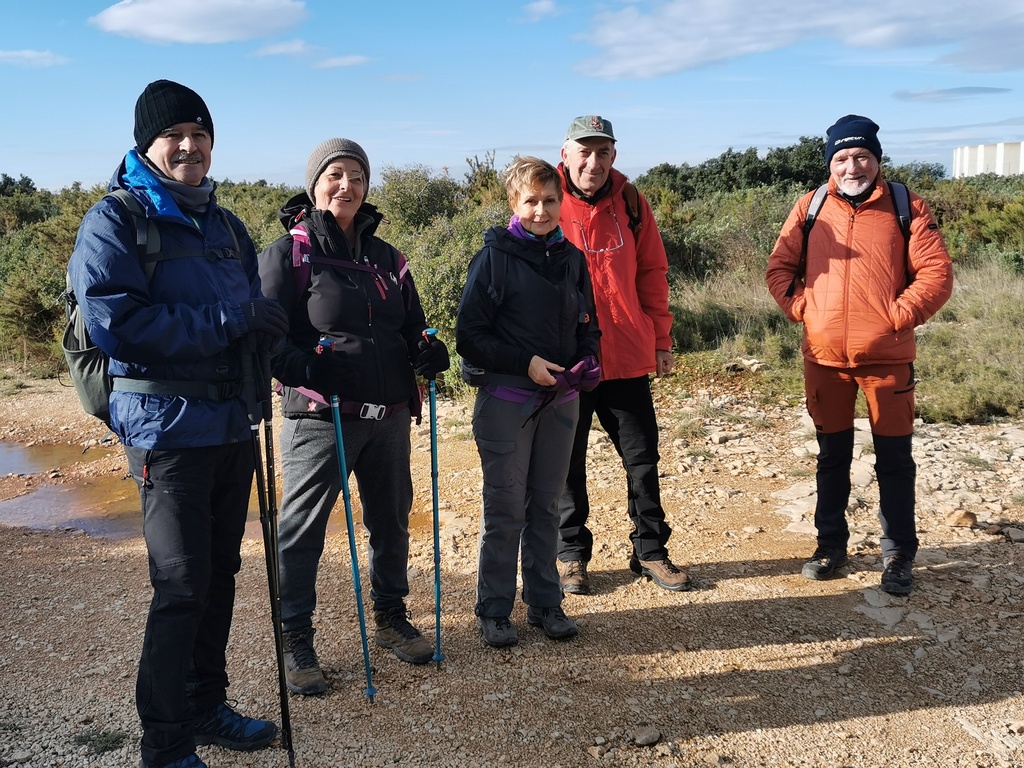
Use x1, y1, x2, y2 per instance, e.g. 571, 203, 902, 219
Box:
124, 442, 253, 767
557, 375, 672, 563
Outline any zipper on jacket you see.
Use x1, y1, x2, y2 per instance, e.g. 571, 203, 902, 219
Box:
841, 210, 856, 360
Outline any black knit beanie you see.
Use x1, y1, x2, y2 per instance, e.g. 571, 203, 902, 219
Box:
825, 115, 881, 166
305, 138, 371, 202
134, 79, 214, 151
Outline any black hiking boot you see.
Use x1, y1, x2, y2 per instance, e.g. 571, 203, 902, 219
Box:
880, 554, 914, 595
801, 548, 849, 580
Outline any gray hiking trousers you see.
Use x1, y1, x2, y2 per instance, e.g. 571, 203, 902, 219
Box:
473, 389, 579, 618
277, 413, 414, 632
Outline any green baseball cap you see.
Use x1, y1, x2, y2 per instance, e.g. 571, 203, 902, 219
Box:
565, 115, 616, 143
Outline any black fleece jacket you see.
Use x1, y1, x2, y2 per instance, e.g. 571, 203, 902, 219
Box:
258, 193, 427, 418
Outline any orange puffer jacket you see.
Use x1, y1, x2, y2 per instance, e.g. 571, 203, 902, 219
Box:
558, 166, 672, 380
766, 176, 952, 368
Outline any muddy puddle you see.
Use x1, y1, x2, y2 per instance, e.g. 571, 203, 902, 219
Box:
0, 441, 430, 540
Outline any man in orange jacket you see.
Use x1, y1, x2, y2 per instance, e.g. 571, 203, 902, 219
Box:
555, 115, 691, 594
766, 115, 953, 595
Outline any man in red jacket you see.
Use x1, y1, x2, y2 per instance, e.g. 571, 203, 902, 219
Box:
555, 115, 691, 594
766, 115, 953, 595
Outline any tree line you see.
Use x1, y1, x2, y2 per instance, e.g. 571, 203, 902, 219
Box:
2, 144, 1023, 395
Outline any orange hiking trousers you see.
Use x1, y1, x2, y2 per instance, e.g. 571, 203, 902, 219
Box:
803, 360, 916, 437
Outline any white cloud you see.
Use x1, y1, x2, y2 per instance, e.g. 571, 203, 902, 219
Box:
254, 39, 312, 56
90, 0, 306, 44
0, 50, 70, 67
525, 0, 561, 22
578, 0, 1024, 80
895, 87, 1012, 103
315, 55, 369, 69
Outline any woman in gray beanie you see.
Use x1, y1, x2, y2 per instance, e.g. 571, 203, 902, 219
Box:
257, 139, 450, 694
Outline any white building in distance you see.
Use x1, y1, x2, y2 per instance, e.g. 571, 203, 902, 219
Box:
952, 142, 1024, 178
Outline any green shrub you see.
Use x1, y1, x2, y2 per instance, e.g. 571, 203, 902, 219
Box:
382, 201, 507, 394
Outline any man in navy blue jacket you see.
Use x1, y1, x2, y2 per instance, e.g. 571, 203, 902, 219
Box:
68, 80, 288, 768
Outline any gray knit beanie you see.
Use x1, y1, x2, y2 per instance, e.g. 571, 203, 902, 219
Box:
305, 138, 371, 202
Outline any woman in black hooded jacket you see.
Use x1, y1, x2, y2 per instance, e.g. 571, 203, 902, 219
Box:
258, 138, 450, 694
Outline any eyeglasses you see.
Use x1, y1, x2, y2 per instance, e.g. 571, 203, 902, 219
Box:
569, 209, 625, 254
322, 169, 364, 183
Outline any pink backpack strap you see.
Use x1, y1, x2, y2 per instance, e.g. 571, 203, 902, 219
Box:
395, 250, 410, 284
395, 249, 413, 308
289, 222, 313, 306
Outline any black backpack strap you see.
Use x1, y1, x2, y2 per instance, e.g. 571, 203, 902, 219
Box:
217, 208, 241, 256
887, 182, 913, 283
786, 183, 829, 298
109, 189, 243, 278
622, 182, 643, 240
887, 182, 912, 241
107, 188, 162, 279
487, 248, 507, 306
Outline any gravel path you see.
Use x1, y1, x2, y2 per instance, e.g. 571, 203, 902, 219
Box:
1, 377, 1023, 767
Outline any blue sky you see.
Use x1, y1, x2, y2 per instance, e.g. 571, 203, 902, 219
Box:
3, 0, 1024, 192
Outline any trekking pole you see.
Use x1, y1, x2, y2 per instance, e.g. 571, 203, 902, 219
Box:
422, 328, 445, 668
317, 337, 377, 702
242, 338, 296, 766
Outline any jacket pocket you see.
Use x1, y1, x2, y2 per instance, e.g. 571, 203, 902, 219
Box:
888, 301, 914, 334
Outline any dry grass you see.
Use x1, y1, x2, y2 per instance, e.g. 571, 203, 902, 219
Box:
671, 256, 1024, 424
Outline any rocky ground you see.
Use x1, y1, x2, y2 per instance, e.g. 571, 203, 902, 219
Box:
1, 374, 1024, 768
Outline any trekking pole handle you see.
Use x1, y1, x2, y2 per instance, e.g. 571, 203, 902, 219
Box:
317, 336, 334, 355
422, 327, 438, 342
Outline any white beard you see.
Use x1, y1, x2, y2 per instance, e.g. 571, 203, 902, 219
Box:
836, 176, 875, 196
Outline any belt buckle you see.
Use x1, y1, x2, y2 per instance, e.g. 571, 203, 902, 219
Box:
359, 403, 386, 420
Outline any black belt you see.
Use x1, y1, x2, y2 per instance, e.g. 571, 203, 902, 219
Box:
112, 378, 245, 401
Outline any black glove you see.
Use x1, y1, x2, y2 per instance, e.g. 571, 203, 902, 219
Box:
241, 298, 289, 337
305, 351, 357, 396
415, 336, 450, 380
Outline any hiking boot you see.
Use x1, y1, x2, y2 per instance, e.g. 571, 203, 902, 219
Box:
374, 607, 434, 664
880, 554, 914, 595
526, 606, 579, 640
558, 559, 590, 595
629, 555, 693, 592
477, 616, 519, 648
139, 754, 207, 768
283, 627, 327, 695
193, 702, 277, 751
801, 548, 849, 580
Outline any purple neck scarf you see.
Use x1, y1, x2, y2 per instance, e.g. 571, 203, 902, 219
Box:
507, 215, 565, 244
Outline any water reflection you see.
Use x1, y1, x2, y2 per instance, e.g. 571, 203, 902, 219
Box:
0, 440, 112, 476
0, 481, 140, 538
0, 440, 430, 540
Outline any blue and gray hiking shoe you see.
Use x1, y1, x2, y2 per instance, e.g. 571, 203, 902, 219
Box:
139, 753, 207, 768
193, 702, 278, 751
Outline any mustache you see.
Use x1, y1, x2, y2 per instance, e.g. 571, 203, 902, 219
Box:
172, 151, 204, 163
